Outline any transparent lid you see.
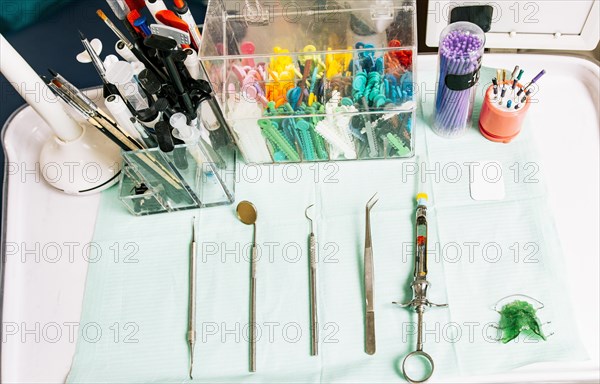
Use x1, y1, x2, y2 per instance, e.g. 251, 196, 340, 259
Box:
200, 0, 417, 58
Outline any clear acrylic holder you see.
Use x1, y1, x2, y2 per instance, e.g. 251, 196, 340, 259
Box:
199, 0, 418, 164
118, 143, 236, 215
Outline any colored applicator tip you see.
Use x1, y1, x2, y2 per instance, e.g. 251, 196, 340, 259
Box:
510, 65, 519, 80
524, 69, 546, 91
96, 9, 108, 21
531, 69, 546, 83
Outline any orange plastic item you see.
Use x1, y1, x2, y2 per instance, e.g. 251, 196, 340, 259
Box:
156, 10, 189, 32
479, 83, 531, 143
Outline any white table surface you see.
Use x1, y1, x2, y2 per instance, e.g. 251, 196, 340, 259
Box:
1, 53, 599, 383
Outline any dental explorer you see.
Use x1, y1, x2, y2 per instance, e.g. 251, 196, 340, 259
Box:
187, 217, 197, 379
305, 204, 318, 355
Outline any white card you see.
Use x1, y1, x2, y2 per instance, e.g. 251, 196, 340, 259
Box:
470, 160, 506, 201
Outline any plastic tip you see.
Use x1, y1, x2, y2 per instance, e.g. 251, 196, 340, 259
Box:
78, 30, 86, 40
416, 193, 428, 202
174, 0, 185, 8
134, 16, 147, 26
511, 65, 519, 77
532, 70, 546, 83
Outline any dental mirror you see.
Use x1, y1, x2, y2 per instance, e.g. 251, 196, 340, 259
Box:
236, 200, 258, 372
237, 201, 258, 226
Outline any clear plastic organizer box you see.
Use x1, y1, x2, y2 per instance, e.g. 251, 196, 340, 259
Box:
199, 0, 417, 163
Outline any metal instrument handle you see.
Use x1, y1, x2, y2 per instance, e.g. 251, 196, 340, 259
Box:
402, 350, 435, 384
309, 233, 318, 356
250, 243, 257, 372
364, 246, 375, 355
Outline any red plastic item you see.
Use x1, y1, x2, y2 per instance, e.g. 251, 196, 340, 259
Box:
387, 40, 412, 70
479, 83, 531, 143
124, 0, 145, 11
127, 9, 143, 35
156, 10, 190, 32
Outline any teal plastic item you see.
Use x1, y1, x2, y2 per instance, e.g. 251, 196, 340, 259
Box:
259, 119, 300, 161
295, 120, 316, 161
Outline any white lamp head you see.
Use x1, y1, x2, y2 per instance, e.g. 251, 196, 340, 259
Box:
1, 33, 122, 195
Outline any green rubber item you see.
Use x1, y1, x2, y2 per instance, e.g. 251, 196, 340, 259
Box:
498, 300, 547, 343
296, 120, 316, 161
259, 119, 300, 162
341, 97, 354, 106
283, 103, 295, 114
387, 133, 410, 156
368, 71, 381, 80
305, 110, 328, 159
375, 94, 387, 107
310, 118, 329, 160
353, 72, 367, 91
265, 101, 278, 116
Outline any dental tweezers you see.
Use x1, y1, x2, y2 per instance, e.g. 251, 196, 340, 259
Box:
364, 193, 379, 355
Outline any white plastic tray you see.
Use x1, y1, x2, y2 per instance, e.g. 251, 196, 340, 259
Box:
2, 54, 599, 383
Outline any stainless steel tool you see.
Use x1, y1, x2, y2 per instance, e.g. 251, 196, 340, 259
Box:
364, 193, 379, 355
394, 193, 447, 383
187, 217, 197, 379
305, 204, 318, 356
236, 201, 258, 372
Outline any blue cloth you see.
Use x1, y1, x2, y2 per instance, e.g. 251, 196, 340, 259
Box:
65, 67, 586, 382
